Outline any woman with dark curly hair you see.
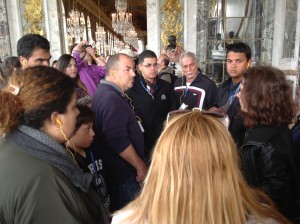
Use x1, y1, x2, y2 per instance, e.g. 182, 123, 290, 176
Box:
238, 66, 299, 222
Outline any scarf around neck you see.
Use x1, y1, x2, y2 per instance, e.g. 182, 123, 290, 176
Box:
6, 125, 93, 192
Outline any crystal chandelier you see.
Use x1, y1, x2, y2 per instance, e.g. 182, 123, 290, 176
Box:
112, 0, 133, 36
95, 22, 106, 55
123, 23, 138, 49
67, 9, 85, 42
95, 0, 106, 55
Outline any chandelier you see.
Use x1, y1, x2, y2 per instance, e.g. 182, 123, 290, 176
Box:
67, 9, 85, 42
112, 0, 133, 36
95, 0, 107, 55
123, 24, 138, 49
95, 22, 106, 55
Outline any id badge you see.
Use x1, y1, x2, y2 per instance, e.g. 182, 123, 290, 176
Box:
179, 103, 188, 110
137, 120, 144, 132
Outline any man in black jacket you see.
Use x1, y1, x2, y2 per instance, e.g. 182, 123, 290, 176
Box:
211, 42, 252, 148
126, 50, 175, 162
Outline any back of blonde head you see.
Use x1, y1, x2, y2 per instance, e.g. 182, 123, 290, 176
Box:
114, 112, 289, 224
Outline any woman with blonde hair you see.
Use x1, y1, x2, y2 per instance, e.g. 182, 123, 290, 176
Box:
112, 111, 289, 224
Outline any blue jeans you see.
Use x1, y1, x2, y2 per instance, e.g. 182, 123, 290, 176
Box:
117, 176, 140, 209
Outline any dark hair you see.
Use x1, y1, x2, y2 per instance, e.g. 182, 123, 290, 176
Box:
52, 60, 58, 67
74, 105, 95, 133
56, 54, 88, 95
162, 57, 169, 66
56, 54, 74, 73
226, 42, 252, 60
240, 66, 296, 128
0, 66, 75, 135
1, 56, 21, 78
70, 43, 78, 54
138, 50, 157, 64
17, 34, 50, 59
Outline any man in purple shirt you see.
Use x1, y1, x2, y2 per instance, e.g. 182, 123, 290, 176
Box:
72, 40, 106, 96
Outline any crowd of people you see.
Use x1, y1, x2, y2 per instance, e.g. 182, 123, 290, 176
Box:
0, 33, 299, 223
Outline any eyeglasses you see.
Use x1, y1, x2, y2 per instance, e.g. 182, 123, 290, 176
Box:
141, 63, 158, 69
167, 108, 230, 129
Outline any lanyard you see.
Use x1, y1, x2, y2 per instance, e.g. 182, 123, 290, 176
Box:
140, 79, 159, 99
184, 82, 189, 97
229, 82, 240, 104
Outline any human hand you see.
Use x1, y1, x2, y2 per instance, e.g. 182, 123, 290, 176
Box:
136, 164, 147, 183
85, 46, 95, 57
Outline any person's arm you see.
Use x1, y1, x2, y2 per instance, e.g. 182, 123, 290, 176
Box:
72, 40, 88, 66
85, 46, 106, 67
119, 144, 147, 183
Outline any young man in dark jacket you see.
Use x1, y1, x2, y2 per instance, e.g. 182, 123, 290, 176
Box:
126, 50, 175, 161
211, 42, 252, 147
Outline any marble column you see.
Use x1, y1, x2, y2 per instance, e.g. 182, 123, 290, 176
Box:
183, 0, 197, 53
196, 0, 208, 69
261, 0, 275, 66
43, 0, 65, 61
146, 0, 160, 55
6, 0, 23, 56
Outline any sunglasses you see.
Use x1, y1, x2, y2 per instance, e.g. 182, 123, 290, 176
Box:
167, 108, 230, 129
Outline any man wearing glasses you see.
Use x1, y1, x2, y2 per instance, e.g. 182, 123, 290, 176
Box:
126, 50, 175, 162
174, 52, 218, 111
211, 42, 252, 148
71, 40, 106, 96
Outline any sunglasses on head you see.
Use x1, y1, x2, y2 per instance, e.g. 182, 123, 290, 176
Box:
167, 108, 230, 129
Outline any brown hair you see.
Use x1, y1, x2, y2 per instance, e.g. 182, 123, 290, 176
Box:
0, 66, 75, 135
56, 54, 88, 93
240, 66, 296, 128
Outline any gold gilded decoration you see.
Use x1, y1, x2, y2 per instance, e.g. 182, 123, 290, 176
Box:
22, 0, 45, 35
161, 0, 183, 47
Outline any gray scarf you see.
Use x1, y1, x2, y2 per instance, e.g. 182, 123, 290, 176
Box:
7, 125, 93, 192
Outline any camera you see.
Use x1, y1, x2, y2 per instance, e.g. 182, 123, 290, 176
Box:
83, 44, 92, 49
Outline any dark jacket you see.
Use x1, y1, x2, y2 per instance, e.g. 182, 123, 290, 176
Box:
240, 125, 298, 220
126, 75, 175, 158
215, 77, 246, 147
174, 69, 218, 110
0, 126, 108, 224
91, 80, 145, 186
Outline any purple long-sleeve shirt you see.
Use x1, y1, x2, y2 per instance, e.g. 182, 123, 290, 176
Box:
72, 51, 106, 96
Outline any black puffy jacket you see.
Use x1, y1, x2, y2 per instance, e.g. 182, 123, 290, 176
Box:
239, 125, 299, 221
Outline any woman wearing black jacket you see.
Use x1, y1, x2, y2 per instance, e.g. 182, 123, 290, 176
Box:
238, 66, 299, 222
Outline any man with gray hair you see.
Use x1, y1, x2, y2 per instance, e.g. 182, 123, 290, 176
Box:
174, 52, 217, 110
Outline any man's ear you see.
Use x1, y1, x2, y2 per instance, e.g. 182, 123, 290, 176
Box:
19, 56, 28, 68
138, 64, 143, 72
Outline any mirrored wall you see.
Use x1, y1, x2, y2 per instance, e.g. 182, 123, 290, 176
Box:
197, 0, 271, 83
